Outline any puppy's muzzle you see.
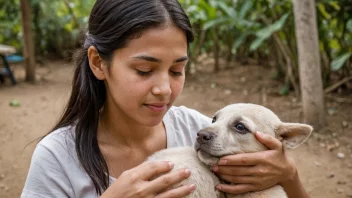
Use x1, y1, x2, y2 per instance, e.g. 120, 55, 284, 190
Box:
197, 130, 216, 144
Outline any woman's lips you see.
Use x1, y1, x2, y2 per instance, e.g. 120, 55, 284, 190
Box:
144, 104, 168, 112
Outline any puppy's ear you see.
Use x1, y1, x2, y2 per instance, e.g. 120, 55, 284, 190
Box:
275, 123, 313, 149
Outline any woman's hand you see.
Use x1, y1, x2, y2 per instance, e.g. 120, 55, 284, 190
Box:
211, 131, 296, 194
101, 161, 196, 198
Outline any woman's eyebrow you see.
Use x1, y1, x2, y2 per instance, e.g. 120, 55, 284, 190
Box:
132, 55, 188, 63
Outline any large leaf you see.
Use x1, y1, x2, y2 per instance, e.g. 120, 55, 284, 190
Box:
199, 0, 217, 19
331, 53, 352, 71
256, 13, 289, 39
317, 3, 331, 19
239, 1, 253, 19
203, 17, 229, 30
347, 19, 352, 33
218, 1, 236, 18
250, 37, 267, 51
328, 1, 340, 10
250, 13, 290, 51
232, 33, 250, 50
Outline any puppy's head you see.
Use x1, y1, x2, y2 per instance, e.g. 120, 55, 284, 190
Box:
195, 103, 313, 166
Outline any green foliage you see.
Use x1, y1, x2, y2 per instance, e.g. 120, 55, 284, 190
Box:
1, 0, 351, 90
9, 99, 21, 107
250, 13, 290, 51
179, 0, 351, 90
0, 0, 22, 49
1, 0, 94, 57
331, 53, 352, 71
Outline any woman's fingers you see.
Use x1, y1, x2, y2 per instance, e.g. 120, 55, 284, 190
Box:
255, 131, 282, 150
147, 168, 192, 193
155, 184, 196, 198
217, 174, 256, 184
216, 183, 255, 194
212, 165, 256, 176
217, 153, 260, 166
134, 161, 175, 181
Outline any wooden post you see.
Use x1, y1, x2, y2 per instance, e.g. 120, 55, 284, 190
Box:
20, 0, 36, 82
293, 0, 325, 130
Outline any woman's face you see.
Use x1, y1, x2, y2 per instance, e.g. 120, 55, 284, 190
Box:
104, 24, 188, 126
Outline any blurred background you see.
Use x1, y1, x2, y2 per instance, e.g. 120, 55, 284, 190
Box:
0, 0, 351, 197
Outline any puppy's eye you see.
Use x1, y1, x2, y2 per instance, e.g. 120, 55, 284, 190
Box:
212, 116, 217, 123
234, 123, 249, 133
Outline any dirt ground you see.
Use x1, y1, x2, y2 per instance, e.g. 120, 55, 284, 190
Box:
0, 59, 351, 198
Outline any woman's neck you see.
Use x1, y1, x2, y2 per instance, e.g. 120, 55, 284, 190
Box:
97, 107, 164, 148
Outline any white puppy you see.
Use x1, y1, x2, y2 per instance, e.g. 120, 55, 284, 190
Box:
147, 103, 313, 198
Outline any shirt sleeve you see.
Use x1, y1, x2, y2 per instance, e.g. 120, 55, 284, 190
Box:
21, 144, 74, 198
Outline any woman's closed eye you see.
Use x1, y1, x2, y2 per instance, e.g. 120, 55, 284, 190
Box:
136, 69, 152, 76
169, 64, 185, 76
136, 70, 183, 77
170, 70, 183, 76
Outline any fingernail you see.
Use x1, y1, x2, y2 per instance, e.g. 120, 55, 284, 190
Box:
218, 159, 227, 165
256, 131, 263, 137
168, 162, 174, 168
211, 166, 218, 172
189, 184, 196, 192
185, 169, 191, 175
216, 185, 222, 191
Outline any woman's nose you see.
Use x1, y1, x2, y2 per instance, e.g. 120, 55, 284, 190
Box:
152, 75, 172, 96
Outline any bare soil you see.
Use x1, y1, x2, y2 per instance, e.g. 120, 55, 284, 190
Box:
0, 59, 351, 198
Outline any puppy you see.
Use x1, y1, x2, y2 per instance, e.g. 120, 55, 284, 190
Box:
147, 103, 313, 198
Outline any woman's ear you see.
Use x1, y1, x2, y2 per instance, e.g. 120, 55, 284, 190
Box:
87, 46, 107, 80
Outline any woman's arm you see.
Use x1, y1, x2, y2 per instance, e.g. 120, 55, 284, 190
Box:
212, 131, 310, 198
281, 168, 310, 198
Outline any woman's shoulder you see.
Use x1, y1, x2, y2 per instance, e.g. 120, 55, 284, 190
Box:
30, 125, 82, 179
35, 125, 78, 163
38, 125, 76, 150
22, 125, 94, 198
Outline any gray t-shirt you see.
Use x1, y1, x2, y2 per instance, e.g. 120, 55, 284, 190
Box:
21, 106, 211, 198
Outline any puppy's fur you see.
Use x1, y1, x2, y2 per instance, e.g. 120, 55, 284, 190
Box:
147, 103, 312, 198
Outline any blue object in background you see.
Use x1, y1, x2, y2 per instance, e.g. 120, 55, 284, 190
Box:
0, 54, 22, 85
6, 55, 24, 63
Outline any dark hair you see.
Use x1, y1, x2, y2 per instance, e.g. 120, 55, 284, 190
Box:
48, 0, 194, 195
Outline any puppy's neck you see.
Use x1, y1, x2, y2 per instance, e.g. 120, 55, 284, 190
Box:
197, 150, 220, 167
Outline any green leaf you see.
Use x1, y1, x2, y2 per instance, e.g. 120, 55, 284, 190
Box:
318, 3, 331, 19
9, 99, 21, 107
218, 1, 236, 18
203, 17, 229, 30
250, 13, 290, 51
280, 85, 290, 96
199, 0, 216, 19
331, 53, 352, 71
328, 1, 340, 10
250, 37, 266, 51
233, 33, 249, 50
259, 13, 289, 37
239, 1, 253, 19
347, 19, 352, 32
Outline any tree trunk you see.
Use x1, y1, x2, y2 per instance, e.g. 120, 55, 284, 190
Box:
212, 28, 220, 72
20, 0, 36, 82
33, 3, 42, 56
293, 0, 325, 130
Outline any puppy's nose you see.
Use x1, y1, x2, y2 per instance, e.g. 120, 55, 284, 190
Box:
197, 130, 215, 144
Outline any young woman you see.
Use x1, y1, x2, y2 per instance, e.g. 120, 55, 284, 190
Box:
22, 0, 310, 197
